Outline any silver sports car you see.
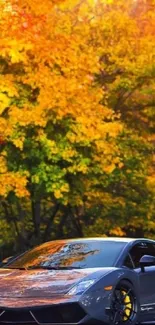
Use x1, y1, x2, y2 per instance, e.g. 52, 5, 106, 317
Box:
0, 237, 155, 325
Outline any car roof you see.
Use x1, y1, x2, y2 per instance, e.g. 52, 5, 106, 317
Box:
44, 237, 155, 245
65, 237, 134, 242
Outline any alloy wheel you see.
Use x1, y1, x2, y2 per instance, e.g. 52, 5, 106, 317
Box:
110, 282, 138, 325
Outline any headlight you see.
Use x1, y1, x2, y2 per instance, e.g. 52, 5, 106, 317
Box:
67, 279, 95, 296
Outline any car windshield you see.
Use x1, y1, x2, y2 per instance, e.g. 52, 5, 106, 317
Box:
5, 240, 126, 269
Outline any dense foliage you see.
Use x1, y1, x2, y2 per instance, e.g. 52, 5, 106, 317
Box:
0, 0, 154, 258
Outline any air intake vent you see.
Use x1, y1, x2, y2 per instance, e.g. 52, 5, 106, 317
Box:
32, 303, 86, 323
0, 309, 35, 323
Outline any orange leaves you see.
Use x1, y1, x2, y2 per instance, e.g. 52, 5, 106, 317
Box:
1, 0, 154, 209
9, 105, 46, 128
0, 0, 154, 246
0, 0, 125, 201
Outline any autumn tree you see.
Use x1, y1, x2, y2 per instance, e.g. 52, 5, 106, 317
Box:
0, 0, 123, 251
81, 0, 155, 238
0, 0, 154, 255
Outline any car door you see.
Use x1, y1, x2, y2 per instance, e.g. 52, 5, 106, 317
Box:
129, 241, 155, 321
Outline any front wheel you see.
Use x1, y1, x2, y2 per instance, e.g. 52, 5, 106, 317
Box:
110, 280, 139, 325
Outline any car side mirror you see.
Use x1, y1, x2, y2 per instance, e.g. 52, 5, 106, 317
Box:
139, 255, 155, 272
0, 256, 14, 267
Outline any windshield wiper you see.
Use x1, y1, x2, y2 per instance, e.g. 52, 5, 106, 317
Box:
3, 267, 28, 270
27, 266, 83, 270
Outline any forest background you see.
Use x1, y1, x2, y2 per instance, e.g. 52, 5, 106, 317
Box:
0, 0, 154, 259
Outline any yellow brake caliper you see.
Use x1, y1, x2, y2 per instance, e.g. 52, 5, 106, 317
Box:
121, 290, 132, 321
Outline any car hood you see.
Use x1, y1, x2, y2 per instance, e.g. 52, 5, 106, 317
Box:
0, 267, 114, 298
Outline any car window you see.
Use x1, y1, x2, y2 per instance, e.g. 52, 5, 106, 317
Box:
129, 242, 155, 269
123, 254, 134, 269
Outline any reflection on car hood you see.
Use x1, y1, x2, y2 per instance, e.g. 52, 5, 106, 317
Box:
0, 267, 114, 298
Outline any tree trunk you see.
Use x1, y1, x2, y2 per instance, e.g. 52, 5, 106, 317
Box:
43, 203, 60, 242
31, 200, 41, 244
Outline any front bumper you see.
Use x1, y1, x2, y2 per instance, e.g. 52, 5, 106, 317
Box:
0, 290, 111, 325
0, 303, 88, 325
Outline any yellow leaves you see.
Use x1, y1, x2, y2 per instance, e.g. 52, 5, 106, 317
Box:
18, 0, 64, 15
78, 2, 94, 21
85, 190, 113, 205
147, 175, 155, 193
103, 163, 116, 174
12, 137, 25, 150
53, 184, 69, 199
118, 162, 124, 168
0, 171, 29, 198
9, 48, 24, 64
9, 106, 46, 127
54, 189, 63, 199
0, 118, 7, 135
0, 37, 34, 64
0, 76, 19, 115
0, 93, 10, 115
0, 117, 12, 139
105, 0, 113, 3
59, 0, 82, 10
67, 163, 89, 174
62, 148, 77, 161
109, 227, 125, 237
14, 175, 29, 197
0, 156, 7, 173
0, 75, 18, 95
0, 0, 154, 245
93, 142, 123, 174
1, 0, 147, 205
1, 0, 125, 161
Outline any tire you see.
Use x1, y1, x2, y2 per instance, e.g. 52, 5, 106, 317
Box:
109, 279, 139, 325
